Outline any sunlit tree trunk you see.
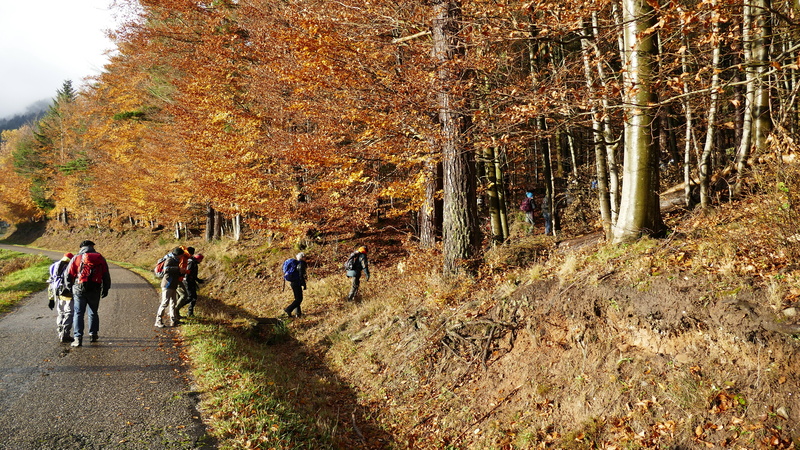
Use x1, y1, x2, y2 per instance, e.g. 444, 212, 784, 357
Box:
433, 0, 480, 275
595, 11, 620, 223
420, 156, 442, 248
612, 0, 665, 244
233, 213, 241, 241
484, 143, 508, 244
734, 0, 757, 197
751, 0, 773, 151
581, 20, 612, 239
699, 0, 722, 208
680, 19, 696, 208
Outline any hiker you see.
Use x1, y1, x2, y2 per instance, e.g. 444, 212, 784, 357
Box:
345, 246, 370, 301
283, 252, 307, 318
174, 245, 192, 318
154, 247, 185, 328
182, 251, 204, 317
65, 240, 111, 347
520, 191, 536, 230
47, 252, 74, 343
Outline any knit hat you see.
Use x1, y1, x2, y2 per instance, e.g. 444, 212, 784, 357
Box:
79, 240, 95, 248
526, 191, 533, 198
296, 252, 305, 260
357, 246, 368, 254
61, 252, 74, 262
194, 253, 204, 262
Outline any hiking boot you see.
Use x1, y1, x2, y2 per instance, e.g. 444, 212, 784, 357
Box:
90, 334, 99, 342
155, 320, 165, 328
60, 334, 74, 343
71, 339, 82, 347
170, 319, 180, 327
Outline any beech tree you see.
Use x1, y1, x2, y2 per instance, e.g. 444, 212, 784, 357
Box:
612, 0, 664, 243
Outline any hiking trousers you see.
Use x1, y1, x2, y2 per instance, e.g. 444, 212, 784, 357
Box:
347, 274, 361, 301
285, 281, 304, 317
72, 284, 101, 341
157, 288, 178, 324
56, 296, 74, 340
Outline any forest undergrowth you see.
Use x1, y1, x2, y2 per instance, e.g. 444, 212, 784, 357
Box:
6, 163, 800, 449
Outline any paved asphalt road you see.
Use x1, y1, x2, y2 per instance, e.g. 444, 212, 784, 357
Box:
0, 245, 211, 449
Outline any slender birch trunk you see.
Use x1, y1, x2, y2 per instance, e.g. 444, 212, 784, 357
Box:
699, 0, 723, 208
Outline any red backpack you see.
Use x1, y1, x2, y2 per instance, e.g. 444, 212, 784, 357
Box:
77, 253, 106, 284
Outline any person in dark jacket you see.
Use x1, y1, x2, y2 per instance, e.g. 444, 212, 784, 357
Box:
283, 252, 307, 318
345, 246, 370, 301
182, 252, 204, 317
65, 240, 111, 347
154, 247, 184, 328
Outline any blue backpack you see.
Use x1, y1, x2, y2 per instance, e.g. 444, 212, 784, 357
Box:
282, 258, 301, 282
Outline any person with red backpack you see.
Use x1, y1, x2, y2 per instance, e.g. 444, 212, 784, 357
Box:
282, 252, 307, 318
65, 240, 111, 347
154, 247, 185, 328
520, 191, 536, 232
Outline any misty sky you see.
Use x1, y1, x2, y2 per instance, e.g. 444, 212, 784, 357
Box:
0, 1, 120, 119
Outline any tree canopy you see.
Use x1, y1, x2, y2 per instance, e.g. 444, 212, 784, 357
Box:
1, 0, 798, 269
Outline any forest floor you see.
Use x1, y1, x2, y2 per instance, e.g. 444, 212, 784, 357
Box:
7, 183, 800, 448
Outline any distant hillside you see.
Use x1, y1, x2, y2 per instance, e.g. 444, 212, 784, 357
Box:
0, 100, 49, 134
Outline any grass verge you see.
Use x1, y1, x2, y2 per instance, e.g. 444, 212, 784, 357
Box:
0, 249, 51, 314
181, 318, 346, 449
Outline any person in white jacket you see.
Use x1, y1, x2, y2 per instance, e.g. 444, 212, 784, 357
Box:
47, 252, 74, 343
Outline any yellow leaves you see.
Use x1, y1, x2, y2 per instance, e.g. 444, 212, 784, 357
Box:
211, 111, 232, 124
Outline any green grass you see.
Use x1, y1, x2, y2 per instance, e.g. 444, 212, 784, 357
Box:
0, 249, 51, 314
182, 319, 343, 449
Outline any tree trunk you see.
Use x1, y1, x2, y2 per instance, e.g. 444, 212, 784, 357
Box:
612, 0, 665, 243
233, 213, 241, 241
540, 118, 556, 238
419, 156, 442, 248
205, 204, 215, 242
433, 0, 480, 275
484, 141, 508, 244
581, 20, 613, 239
680, 13, 696, 209
751, 0, 773, 151
593, 12, 620, 223
213, 210, 222, 240
699, 0, 723, 208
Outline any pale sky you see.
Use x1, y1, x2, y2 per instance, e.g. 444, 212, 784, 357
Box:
0, 0, 121, 119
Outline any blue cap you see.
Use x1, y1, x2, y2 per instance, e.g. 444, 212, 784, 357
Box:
526, 192, 533, 198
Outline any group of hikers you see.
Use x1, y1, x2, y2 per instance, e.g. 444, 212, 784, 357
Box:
153, 246, 205, 328
281, 245, 370, 318
46, 241, 205, 345
47, 240, 372, 344
46, 210, 563, 339
520, 190, 552, 235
